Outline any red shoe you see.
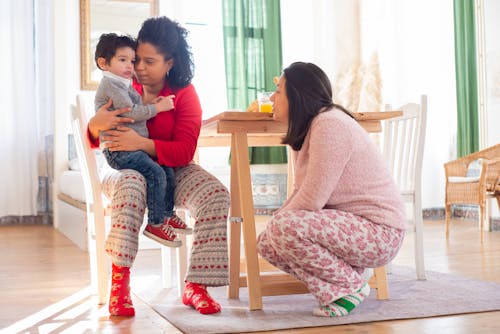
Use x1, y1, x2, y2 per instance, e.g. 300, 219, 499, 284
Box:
182, 282, 221, 314
143, 221, 182, 247
167, 213, 193, 234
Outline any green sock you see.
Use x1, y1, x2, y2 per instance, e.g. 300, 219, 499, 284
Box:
313, 283, 371, 317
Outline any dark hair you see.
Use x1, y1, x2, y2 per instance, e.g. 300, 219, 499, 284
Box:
137, 16, 194, 88
94, 33, 136, 70
282, 62, 353, 151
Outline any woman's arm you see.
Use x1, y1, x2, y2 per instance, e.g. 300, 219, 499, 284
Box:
281, 119, 353, 212
100, 84, 202, 166
152, 84, 202, 166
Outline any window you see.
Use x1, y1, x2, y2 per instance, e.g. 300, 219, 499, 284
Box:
160, 0, 228, 119
159, 0, 230, 174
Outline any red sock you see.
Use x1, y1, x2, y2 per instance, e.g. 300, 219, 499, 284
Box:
108, 263, 135, 317
182, 282, 221, 314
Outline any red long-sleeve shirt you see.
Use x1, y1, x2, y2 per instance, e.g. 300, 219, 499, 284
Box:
89, 81, 202, 167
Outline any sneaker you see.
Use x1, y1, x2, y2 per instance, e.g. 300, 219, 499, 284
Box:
167, 213, 193, 234
143, 222, 182, 247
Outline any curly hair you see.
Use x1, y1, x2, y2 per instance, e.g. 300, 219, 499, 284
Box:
94, 33, 136, 70
137, 16, 194, 88
281, 62, 354, 151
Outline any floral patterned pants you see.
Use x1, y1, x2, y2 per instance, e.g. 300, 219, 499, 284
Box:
257, 209, 405, 305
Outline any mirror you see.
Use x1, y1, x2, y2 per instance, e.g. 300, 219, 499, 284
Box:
80, 0, 159, 90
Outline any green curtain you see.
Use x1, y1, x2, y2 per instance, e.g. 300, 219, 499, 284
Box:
453, 0, 479, 157
222, 0, 287, 164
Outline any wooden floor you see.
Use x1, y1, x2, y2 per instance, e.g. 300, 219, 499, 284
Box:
1, 218, 500, 334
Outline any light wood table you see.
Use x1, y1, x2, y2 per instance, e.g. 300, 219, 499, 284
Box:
198, 110, 402, 310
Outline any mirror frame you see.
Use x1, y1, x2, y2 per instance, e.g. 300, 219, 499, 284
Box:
80, 0, 159, 90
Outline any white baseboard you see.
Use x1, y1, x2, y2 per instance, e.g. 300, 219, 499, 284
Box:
56, 199, 87, 251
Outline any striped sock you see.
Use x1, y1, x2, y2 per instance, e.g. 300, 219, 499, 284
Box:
313, 283, 371, 317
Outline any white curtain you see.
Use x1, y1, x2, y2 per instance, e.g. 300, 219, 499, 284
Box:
280, 0, 360, 85
359, 0, 457, 210
0, 1, 39, 216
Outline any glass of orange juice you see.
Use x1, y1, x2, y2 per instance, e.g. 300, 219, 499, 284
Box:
258, 92, 273, 113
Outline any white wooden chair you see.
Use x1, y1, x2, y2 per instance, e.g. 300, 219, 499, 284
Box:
70, 94, 189, 304
382, 95, 427, 280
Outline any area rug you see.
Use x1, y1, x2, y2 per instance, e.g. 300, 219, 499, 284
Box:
132, 266, 500, 334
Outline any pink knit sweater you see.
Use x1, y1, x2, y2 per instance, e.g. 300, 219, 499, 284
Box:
279, 108, 406, 231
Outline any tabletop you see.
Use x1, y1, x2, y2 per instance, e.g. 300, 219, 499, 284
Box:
198, 110, 403, 147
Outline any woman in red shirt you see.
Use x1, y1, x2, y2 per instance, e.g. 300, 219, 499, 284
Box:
88, 16, 229, 316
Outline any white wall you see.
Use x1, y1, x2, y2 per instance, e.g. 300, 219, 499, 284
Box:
53, 0, 496, 214
483, 0, 500, 217
483, 0, 500, 147
282, 0, 457, 210
52, 0, 80, 229
280, 0, 360, 81
361, 0, 457, 210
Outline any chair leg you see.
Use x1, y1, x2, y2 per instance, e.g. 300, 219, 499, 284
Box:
445, 204, 451, 240
414, 202, 426, 280
479, 204, 484, 244
176, 233, 188, 295
160, 235, 188, 297
160, 246, 176, 288
88, 215, 109, 305
169, 209, 191, 296
368, 266, 389, 300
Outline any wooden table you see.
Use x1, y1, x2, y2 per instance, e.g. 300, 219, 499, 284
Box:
197, 110, 402, 310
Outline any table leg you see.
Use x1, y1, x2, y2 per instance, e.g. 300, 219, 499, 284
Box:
228, 137, 242, 299
233, 132, 263, 310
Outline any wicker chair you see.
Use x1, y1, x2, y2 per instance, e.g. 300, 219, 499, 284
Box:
444, 144, 500, 243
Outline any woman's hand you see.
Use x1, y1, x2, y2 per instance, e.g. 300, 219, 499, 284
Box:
88, 99, 134, 140
102, 126, 157, 157
101, 126, 144, 152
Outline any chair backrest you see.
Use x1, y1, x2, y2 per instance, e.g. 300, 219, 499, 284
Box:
70, 95, 105, 218
444, 143, 500, 192
382, 95, 427, 195
447, 143, 500, 168
70, 94, 109, 302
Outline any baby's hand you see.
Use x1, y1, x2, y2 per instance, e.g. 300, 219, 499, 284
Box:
154, 95, 175, 112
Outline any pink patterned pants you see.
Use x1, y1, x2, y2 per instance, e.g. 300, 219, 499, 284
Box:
102, 163, 230, 286
257, 209, 405, 305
